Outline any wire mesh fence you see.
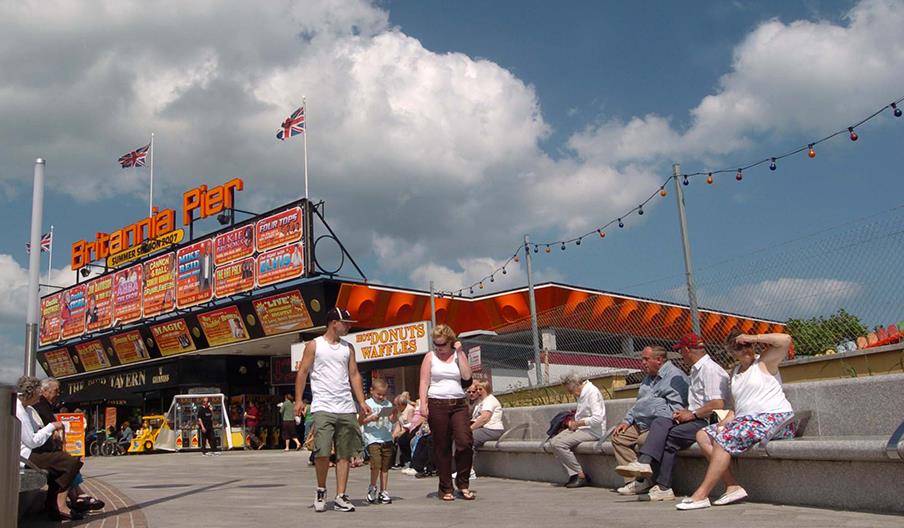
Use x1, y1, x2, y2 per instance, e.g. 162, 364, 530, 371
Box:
462, 204, 904, 394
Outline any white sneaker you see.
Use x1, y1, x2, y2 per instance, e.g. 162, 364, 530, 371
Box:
379, 490, 392, 504
366, 485, 378, 504
333, 494, 355, 512
648, 485, 675, 501
616, 479, 653, 496
401, 468, 417, 476
470, 468, 477, 480
676, 497, 711, 510
614, 460, 653, 479
314, 488, 326, 512
713, 487, 748, 506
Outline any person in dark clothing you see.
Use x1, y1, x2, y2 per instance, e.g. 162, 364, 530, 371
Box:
197, 397, 220, 456
33, 378, 105, 512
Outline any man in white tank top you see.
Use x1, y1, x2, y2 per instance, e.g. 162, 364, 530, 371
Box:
294, 307, 371, 513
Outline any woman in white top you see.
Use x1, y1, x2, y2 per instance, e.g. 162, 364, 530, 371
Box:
418, 324, 475, 501
677, 331, 795, 511
470, 380, 505, 448
550, 373, 607, 489
391, 391, 417, 468
17, 376, 84, 521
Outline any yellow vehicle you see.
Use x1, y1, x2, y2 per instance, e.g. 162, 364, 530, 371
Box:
128, 415, 171, 453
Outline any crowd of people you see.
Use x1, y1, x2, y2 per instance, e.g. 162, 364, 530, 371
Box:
17, 301, 797, 518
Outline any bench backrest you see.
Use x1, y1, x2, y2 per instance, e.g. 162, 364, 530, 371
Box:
500, 372, 904, 439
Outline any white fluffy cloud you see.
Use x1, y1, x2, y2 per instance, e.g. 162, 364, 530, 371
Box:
1, 0, 902, 297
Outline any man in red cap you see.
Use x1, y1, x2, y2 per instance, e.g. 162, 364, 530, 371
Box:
615, 333, 729, 501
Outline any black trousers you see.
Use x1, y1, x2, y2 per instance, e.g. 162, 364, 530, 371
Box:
200, 427, 219, 453
410, 434, 435, 473
396, 430, 412, 466
638, 416, 707, 488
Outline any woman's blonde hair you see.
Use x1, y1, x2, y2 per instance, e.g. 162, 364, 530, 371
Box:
432, 324, 456, 344
475, 379, 493, 394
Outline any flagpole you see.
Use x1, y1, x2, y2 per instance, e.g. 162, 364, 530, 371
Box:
149, 132, 155, 216
46, 225, 54, 284
302, 97, 309, 203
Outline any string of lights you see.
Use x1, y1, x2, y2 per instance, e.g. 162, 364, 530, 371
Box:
435, 96, 904, 299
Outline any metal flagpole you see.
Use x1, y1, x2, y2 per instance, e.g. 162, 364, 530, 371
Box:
673, 162, 701, 335
46, 224, 54, 284
524, 235, 542, 385
149, 132, 155, 216
429, 281, 437, 327
302, 98, 309, 203
25, 158, 46, 376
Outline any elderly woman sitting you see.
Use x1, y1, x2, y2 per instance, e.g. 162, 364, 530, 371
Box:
676, 331, 795, 510
549, 373, 607, 488
17, 376, 85, 521
470, 380, 504, 448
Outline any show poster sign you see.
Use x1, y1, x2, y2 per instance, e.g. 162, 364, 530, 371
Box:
255, 206, 302, 252
253, 290, 313, 335
143, 253, 176, 317
214, 257, 255, 298
110, 330, 151, 364
350, 321, 431, 363
60, 284, 88, 340
39, 294, 63, 345
256, 243, 304, 287
151, 319, 197, 356
197, 305, 249, 347
85, 275, 114, 332
176, 240, 214, 308
214, 225, 255, 265
56, 413, 86, 457
74, 340, 111, 371
112, 264, 143, 324
44, 348, 77, 377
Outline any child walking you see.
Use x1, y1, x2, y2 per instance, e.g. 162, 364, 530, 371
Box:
360, 378, 397, 504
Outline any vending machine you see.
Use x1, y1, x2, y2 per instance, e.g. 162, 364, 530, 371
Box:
166, 393, 233, 451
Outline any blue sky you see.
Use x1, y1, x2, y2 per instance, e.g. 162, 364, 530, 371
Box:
1, 0, 902, 380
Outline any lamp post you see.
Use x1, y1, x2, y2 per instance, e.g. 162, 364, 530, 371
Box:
24, 158, 46, 376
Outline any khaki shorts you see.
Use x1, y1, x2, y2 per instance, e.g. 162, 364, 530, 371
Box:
312, 412, 362, 460
367, 441, 395, 472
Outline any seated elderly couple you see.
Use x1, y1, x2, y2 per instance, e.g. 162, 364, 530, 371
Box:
550, 331, 795, 511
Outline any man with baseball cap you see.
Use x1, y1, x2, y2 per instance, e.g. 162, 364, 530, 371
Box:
294, 306, 371, 512
615, 332, 729, 501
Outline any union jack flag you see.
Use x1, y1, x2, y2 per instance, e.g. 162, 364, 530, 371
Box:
276, 106, 305, 140
25, 232, 52, 255
118, 143, 150, 168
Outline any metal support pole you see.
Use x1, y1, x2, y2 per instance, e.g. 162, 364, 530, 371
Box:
25, 158, 46, 376
673, 163, 701, 335
429, 281, 436, 328
524, 235, 542, 385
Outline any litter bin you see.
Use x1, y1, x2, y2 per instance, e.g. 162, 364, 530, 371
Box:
0, 384, 21, 528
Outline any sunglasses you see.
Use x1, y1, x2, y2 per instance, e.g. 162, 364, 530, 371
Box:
433, 341, 450, 347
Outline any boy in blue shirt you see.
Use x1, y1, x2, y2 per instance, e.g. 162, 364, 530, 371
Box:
360, 378, 397, 504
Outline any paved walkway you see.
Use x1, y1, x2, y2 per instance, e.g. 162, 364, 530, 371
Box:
22, 449, 904, 527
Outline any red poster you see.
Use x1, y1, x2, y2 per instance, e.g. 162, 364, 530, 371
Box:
39, 293, 63, 346
74, 340, 110, 371
85, 275, 114, 332
113, 264, 143, 324
143, 253, 176, 317
253, 291, 314, 335
44, 348, 77, 377
150, 319, 197, 356
256, 243, 304, 287
110, 330, 151, 365
215, 258, 255, 298
176, 240, 214, 309
255, 207, 303, 252
60, 284, 88, 340
214, 224, 255, 266
197, 306, 249, 347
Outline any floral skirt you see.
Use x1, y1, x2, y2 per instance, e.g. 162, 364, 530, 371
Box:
704, 412, 795, 455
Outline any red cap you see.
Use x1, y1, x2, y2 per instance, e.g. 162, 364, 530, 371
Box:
673, 332, 704, 350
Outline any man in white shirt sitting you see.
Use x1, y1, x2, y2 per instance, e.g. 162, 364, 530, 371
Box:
615, 333, 729, 501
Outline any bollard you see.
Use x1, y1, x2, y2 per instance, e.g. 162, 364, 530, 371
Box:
0, 384, 21, 527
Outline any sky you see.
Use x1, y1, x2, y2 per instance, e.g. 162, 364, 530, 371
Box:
1, 0, 903, 382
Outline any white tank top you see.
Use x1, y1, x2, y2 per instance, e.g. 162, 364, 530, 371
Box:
731, 358, 793, 417
427, 352, 465, 399
309, 336, 357, 414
